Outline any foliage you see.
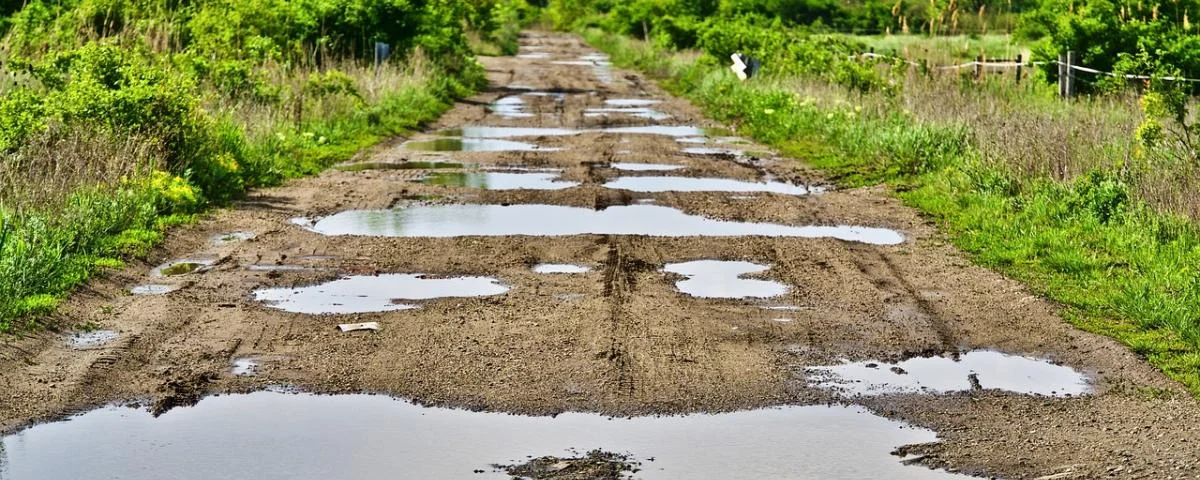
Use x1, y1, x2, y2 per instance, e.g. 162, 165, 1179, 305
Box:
0, 0, 520, 330
1023, 0, 1200, 91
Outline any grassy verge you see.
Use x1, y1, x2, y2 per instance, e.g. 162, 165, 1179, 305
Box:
583, 29, 1200, 393
0, 64, 467, 333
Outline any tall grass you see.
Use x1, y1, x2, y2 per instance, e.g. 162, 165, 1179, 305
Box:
585, 29, 1200, 393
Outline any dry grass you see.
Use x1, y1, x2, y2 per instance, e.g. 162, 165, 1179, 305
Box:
0, 125, 164, 214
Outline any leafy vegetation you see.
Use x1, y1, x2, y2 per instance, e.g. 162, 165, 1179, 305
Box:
0, 0, 529, 331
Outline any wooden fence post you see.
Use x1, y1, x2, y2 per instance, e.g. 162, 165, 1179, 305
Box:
1058, 53, 1067, 97
975, 54, 983, 80
1015, 54, 1023, 84
1065, 50, 1076, 98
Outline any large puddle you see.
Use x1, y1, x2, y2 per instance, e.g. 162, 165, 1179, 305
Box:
422, 171, 579, 190
663, 261, 789, 299
432, 125, 710, 139
807, 350, 1092, 397
585, 107, 670, 121
252, 274, 510, 314
334, 160, 467, 172
403, 138, 555, 152
0, 391, 968, 480
532, 264, 591, 274
604, 176, 815, 195
610, 162, 684, 172
299, 204, 905, 245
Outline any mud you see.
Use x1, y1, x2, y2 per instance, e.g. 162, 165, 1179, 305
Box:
3, 31, 1200, 480
494, 450, 640, 479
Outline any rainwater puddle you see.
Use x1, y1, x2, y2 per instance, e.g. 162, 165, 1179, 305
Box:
610, 162, 685, 172
605, 99, 660, 107
433, 126, 710, 139
334, 160, 467, 172
683, 147, 744, 156
489, 95, 533, 118
604, 176, 814, 195
807, 350, 1092, 397
252, 274, 509, 314
532, 264, 591, 274
606, 126, 707, 137
230, 357, 260, 376
403, 138, 554, 152
302, 205, 904, 244
677, 136, 708, 144
67, 330, 118, 349
247, 264, 316, 272
0, 391, 969, 480
584, 107, 670, 121
663, 261, 789, 299
211, 231, 255, 246
130, 284, 178, 295
150, 258, 217, 277
422, 171, 578, 190
516, 52, 549, 59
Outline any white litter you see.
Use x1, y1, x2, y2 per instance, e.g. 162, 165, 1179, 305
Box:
337, 322, 381, 333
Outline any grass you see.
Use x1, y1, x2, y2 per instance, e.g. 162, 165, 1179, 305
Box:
841, 33, 1029, 63
583, 29, 1200, 394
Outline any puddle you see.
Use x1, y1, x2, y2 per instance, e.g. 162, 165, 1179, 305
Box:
0, 391, 970, 480
252, 274, 510, 314
403, 138, 555, 152
302, 205, 905, 245
67, 330, 118, 349
683, 147, 744, 156
150, 258, 217, 277
422, 171, 579, 190
663, 261, 789, 299
606, 126, 707, 137
211, 231, 255, 246
516, 52, 549, 59
807, 350, 1092, 397
130, 284, 178, 295
677, 136, 707, 144
584, 107, 670, 121
610, 163, 685, 172
334, 161, 467, 172
433, 126, 709, 139
489, 95, 533, 118
605, 99, 659, 107
604, 176, 814, 195
532, 264, 591, 274
230, 357, 260, 376
247, 264, 315, 272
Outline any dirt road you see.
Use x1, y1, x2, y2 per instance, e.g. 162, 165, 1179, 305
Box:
3, 32, 1200, 479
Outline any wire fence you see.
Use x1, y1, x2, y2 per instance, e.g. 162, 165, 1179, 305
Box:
854, 51, 1200, 83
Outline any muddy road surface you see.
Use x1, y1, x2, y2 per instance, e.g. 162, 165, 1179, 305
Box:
3, 33, 1200, 479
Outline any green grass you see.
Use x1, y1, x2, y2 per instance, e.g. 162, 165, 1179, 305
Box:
840, 33, 1029, 62
584, 29, 1200, 394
